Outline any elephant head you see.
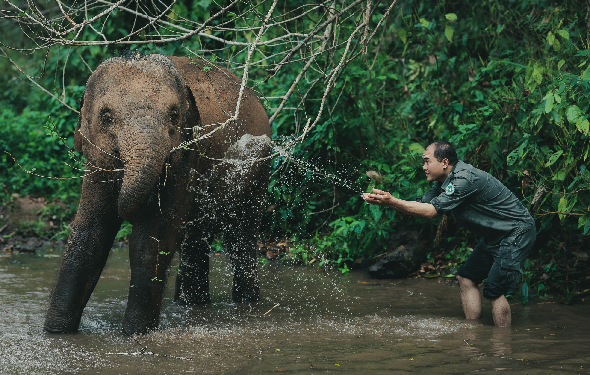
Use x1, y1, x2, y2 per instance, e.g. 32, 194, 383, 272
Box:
74, 54, 199, 222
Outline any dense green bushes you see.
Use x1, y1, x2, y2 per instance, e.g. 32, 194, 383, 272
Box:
263, 0, 590, 299
1, 1, 588, 301
1, 85, 83, 203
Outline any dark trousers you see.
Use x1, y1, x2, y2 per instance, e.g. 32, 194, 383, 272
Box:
457, 225, 536, 300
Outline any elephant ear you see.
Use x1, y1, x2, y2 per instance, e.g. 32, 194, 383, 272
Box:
73, 90, 85, 153
183, 84, 202, 142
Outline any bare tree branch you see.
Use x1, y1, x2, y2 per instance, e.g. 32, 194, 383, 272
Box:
2, 0, 398, 173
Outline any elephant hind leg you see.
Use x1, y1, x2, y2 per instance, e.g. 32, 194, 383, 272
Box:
174, 232, 212, 305
224, 230, 260, 303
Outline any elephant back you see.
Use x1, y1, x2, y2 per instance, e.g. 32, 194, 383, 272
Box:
170, 57, 271, 160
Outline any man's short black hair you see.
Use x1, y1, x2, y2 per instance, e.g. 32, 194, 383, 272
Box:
431, 141, 458, 166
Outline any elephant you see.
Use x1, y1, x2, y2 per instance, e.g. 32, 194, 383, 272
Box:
44, 54, 271, 335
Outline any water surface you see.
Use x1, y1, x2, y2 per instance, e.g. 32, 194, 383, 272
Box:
0, 247, 588, 374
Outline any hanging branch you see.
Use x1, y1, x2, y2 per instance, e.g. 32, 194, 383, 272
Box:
2, 0, 398, 172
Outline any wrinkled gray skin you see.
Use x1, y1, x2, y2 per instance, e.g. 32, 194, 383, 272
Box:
44, 54, 271, 335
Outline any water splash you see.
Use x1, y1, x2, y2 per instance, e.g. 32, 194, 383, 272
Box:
271, 136, 364, 195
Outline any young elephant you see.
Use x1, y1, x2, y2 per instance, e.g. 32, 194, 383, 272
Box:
44, 54, 271, 335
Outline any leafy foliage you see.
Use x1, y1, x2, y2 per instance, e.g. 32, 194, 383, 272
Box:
264, 0, 590, 300
1, 0, 589, 302
1, 85, 84, 204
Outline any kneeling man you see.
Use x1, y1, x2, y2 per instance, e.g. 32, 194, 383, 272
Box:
362, 141, 536, 327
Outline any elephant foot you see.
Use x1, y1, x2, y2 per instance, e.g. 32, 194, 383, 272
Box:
232, 295, 259, 303
174, 279, 211, 305
122, 320, 156, 336
231, 269, 260, 302
44, 315, 81, 334
232, 285, 260, 303
43, 324, 80, 334
122, 308, 160, 336
173, 292, 211, 305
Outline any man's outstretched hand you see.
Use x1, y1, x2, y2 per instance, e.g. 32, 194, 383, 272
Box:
361, 188, 394, 207
362, 188, 438, 218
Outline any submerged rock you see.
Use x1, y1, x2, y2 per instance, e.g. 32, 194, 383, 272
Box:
368, 227, 428, 279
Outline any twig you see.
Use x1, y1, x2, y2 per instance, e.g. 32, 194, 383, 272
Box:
264, 0, 367, 82
263, 303, 280, 316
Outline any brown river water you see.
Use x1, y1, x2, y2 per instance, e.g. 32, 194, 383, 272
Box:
0, 246, 589, 374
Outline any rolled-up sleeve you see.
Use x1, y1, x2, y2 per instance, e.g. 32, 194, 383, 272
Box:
430, 177, 477, 214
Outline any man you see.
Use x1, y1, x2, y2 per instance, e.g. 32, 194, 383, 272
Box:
362, 141, 536, 327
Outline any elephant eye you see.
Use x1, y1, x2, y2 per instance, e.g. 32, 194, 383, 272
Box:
169, 107, 180, 125
100, 108, 114, 128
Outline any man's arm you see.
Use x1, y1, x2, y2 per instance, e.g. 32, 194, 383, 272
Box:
362, 188, 438, 219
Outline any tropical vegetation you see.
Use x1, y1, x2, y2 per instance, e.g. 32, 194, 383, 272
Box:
1, 0, 588, 303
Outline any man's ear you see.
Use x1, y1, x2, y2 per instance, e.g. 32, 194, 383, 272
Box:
73, 91, 85, 153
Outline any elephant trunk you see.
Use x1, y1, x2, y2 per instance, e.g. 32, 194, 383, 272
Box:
118, 116, 170, 222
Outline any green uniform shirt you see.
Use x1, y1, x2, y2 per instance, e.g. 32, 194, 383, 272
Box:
419, 160, 534, 244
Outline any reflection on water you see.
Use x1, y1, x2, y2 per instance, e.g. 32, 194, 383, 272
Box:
0, 246, 589, 374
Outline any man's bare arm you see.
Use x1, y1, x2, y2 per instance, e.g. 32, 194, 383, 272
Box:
362, 188, 438, 219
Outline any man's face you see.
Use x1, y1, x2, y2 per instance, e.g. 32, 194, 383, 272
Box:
422, 145, 449, 183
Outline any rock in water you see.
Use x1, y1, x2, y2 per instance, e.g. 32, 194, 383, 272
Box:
368, 227, 428, 279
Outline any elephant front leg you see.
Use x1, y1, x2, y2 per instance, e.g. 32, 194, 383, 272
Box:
225, 232, 260, 303
174, 232, 212, 305
123, 221, 176, 335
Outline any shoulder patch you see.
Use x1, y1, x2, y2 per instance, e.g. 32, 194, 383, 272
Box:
446, 183, 455, 195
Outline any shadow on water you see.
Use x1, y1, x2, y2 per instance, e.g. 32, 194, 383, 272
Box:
1, 246, 589, 374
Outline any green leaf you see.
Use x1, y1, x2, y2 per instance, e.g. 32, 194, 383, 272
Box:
558, 60, 565, 70
576, 119, 590, 135
398, 28, 407, 44
558, 196, 568, 221
445, 25, 454, 42
567, 195, 578, 212
544, 92, 554, 113
556, 29, 570, 40
532, 66, 543, 84
370, 205, 382, 222
507, 149, 519, 166
546, 31, 555, 46
581, 64, 590, 80
554, 169, 567, 181
445, 13, 457, 21
546, 150, 563, 167
566, 105, 582, 122
419, 18, 430, 28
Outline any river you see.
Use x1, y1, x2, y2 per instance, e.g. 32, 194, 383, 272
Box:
0, 246, 588, 374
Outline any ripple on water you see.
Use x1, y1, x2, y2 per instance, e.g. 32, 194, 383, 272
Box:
1, 248, 589, 374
